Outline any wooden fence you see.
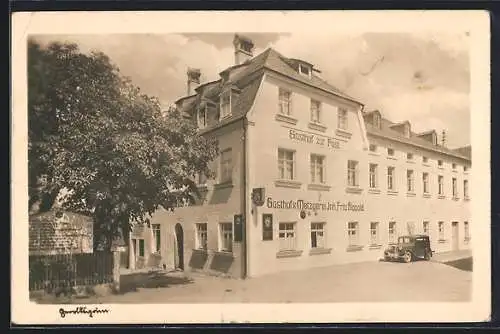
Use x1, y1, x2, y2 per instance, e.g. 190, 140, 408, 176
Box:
29, 251, 114, 291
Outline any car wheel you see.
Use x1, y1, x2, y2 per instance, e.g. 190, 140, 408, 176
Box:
424, 251, 431, 261
403, 251, 412, 263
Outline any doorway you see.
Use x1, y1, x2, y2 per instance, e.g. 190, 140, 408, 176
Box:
451, 222, 459, 251
175, 223, 184, 270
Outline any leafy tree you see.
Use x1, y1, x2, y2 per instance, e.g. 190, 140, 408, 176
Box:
28, 39, 218, 250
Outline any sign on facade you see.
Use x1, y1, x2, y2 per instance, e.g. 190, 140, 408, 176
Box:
266, 197, 365, 212
262, 213, 273, 241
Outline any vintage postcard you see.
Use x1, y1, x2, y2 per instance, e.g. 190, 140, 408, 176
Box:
11, 10, 490, 324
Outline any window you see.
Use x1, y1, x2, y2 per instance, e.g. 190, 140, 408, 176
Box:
452, 163, 457, 170
152, 224, 161, 253
279, 222, 296, 251
423, 221, 429, 235
347, 222, 359, 246
387, 148, 395, 157
299, 63, 311, 77
310, 154, 325, 184
407, 222, 416, 235
311, 222, 326, 249
438, 175, 444, 195
464, 222, 470, 241
278, 148, 296, 180
423, 172, 429, 194
220, 91, 231, 119
404, 124, 410, 138
369, 163, 378, 189
347, 160, 359, 187
138, 239, 145, 257
369, 144, 377, 152
452, 178, 458, 198
370, 222, 380, 245
407, 170, 414, 192
196, 223, 208, 250
388, 222, 397, 244
387, 167, 395, 190
438, 160, 443, 167
197, 106, 207, 129
338, 107, 348, 130
373, 113, 381, 128
278, 88, 292, 116
464, 180, 469, 198
464, 166, 469, 172
219, 223, 233, 252
423, 156, 429, 163
310, 100, 321, 123
220, 149, 233, 183
438, 221, 445, 240
407, 152, 413, 160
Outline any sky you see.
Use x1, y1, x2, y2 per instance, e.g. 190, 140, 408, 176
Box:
32, 32, 470, 148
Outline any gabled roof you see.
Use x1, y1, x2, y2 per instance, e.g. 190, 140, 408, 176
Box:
452, 145, 471, 159
364, 116, 471, 162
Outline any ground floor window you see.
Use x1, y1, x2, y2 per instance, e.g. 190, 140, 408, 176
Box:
388, 221, 397, 244
152, 224, 161, 253
438, 221, 445, 240
279, 222, 296, 251
407, 222, 416, 235
347, 221, 359, 246
423, 221, 430, 235
138, 239, 145, 257
196, 223, 208, 250
370, 222, 379, 245
310, 222, 326, 249
219, 222, 233, 252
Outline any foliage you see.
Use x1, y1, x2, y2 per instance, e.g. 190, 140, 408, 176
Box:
28, 39, 218, 250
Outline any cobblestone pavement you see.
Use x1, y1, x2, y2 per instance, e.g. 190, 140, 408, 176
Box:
70, 256, 472, 304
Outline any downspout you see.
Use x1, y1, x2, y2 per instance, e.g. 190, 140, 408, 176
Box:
242, 117, 248, 279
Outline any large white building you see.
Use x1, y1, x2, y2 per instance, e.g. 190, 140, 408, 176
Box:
127, 34, 471, 278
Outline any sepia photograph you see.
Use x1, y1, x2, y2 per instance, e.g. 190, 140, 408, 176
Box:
11, 11, 490, 324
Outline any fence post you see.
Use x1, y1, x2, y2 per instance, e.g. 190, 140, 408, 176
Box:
112, 251, 120, 293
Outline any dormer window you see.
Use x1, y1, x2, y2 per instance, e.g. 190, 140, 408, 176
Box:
197, 105, 207, 129
220, 90, 231, 120
299, 63, 312, 78
404, 124, 410, 138
373, 113, 381, 129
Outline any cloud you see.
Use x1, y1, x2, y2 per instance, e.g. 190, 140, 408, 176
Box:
269, 32, 470, 147
31, 32, 470, 148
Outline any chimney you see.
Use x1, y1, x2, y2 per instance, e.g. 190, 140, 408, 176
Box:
187, 68, 201, 96
233, 34, 254, 65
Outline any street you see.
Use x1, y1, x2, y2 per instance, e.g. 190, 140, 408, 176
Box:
50, 253, 472, 304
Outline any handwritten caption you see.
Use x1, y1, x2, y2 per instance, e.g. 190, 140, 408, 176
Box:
59, 306, 110, 318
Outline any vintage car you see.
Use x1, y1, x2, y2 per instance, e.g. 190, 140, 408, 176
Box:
383, 235, 433, 263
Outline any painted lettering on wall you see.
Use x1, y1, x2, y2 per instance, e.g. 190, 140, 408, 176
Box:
266, 197, 364, 212
288, 129, 341, 149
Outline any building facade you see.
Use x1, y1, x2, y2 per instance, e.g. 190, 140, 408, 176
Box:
128, 34, 471, 278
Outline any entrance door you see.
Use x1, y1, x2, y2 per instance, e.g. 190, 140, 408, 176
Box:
451, 222, 459, 251
175, 223, 184, 270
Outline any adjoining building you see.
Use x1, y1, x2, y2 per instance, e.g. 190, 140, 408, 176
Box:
128, 34, 471, 278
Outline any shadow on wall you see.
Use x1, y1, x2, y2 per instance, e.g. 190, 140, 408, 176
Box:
119, 271, 194, 294
208, 186, 233, 205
